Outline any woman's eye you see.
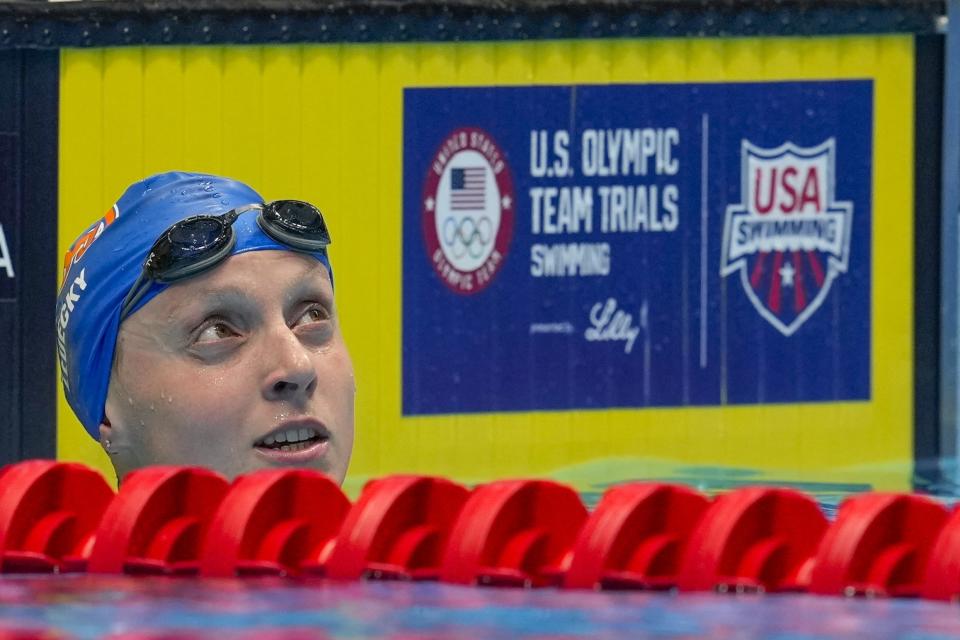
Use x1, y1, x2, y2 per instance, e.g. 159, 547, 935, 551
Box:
295, 305, 331, 327
195, 321, 237, 343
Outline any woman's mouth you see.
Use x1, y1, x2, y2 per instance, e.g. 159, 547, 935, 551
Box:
253, 423, 331, 462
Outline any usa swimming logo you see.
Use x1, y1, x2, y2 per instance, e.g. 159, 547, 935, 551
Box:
720, 139, 852, 336
422, 127, 514, 295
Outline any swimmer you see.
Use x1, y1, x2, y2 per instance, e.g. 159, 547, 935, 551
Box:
56, 172, 355, 484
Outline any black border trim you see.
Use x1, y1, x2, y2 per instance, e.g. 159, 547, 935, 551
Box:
18, 49, 58, 460
0, 1, 943, 48
913, 34, 944, 491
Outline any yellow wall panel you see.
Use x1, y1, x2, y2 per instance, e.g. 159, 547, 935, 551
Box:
493, 42, 534, 85
534, 41, 573, 82
102, 49, 145, 194
300, 45, 344, 219
572, 41, 611, 84
59, 36, 916, 495
182, 48, 223, 174
648, 39, 688, 81
59, 49, 105, 241
457, 42, 495, 80
608, 40, 650, 83
374, 44, 415, 477
220, 47, 263, 187
797, 39, 840, 78
687, 39, 724, 81
262, 47, 303, 195
336, 46, 383, 489
763, 38, 802, 76
142, 48, 185, 176
722, 39, 762, 81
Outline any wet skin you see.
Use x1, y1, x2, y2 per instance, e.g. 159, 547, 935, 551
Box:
102, 250, 355, 483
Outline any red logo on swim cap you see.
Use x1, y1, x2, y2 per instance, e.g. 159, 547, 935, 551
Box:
61, 204, 118, 289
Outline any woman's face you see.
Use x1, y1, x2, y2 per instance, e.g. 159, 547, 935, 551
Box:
103, 250, 355, 483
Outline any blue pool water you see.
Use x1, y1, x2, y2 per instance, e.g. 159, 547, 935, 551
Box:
0, 575, 957, 639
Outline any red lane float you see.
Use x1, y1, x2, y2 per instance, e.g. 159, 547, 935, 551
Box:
810, 493, 948, 597
563, 483, 709, 590
324, 475, 469, 581
199, 469, 350, 577
440, 479, 588, 588
6, 460, 960, 602
678, 487, 828, 593
923, 506, 960, 600
88, 467, 229, 575
0, 460, 114, 573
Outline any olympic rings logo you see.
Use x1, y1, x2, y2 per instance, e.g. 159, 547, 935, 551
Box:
442, 216, 493, 259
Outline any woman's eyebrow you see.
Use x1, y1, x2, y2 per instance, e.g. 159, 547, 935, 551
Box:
167, 285, 255, 316
283, 271, 334, 302
199, 285, 253, 303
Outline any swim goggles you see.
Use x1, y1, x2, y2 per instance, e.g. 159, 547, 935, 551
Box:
119, 200, 331, 321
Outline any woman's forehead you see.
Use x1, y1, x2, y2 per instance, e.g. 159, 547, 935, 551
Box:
139, 250, 332, 318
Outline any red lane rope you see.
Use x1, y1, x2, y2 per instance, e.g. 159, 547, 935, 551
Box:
0, 461, 956, 602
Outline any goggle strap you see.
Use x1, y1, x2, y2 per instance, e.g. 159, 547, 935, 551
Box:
228, 203, 261, 219
119, 273, 151, 322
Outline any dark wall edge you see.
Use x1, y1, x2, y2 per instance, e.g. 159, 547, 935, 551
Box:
18, 50, 58, 460
914, 34, 944, 491
0, 1, 942, 48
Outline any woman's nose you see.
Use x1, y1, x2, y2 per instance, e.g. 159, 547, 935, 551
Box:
261, 327, 318, 401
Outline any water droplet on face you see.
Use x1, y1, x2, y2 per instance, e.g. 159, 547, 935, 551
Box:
127, 397, 134, 405
149, 403, 155, 411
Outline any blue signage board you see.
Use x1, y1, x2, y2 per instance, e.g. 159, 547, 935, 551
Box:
402, 81, 872, 415
0, 135, 16, 302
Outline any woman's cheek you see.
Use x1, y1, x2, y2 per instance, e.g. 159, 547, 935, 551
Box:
147, 368, 230, 426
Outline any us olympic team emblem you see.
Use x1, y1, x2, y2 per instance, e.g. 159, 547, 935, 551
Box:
721, 139, 853, 336
422, 127, 514, 295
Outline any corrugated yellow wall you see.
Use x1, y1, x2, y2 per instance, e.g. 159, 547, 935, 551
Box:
59, 37, 914, 495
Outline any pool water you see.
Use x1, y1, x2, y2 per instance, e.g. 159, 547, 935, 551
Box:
0, 575, 958, 639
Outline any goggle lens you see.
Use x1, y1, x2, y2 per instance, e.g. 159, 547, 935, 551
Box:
261, 200, 330, 248
168, 217, 226, 250
145, 215, 234, 282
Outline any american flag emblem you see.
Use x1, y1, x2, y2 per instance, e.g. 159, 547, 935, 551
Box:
450, 167, 486, 211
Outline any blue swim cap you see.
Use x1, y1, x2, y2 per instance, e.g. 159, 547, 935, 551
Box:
56, 171, 333, 439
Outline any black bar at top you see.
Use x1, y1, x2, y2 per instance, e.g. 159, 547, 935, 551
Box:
0, 0, 943, 48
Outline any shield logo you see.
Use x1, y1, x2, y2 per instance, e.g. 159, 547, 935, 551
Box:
721, 139, 852, 336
